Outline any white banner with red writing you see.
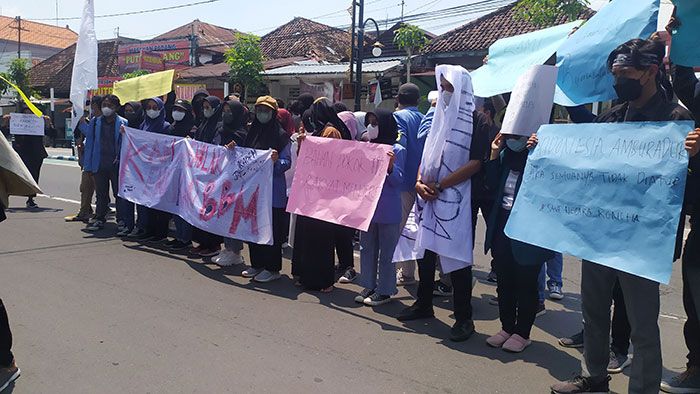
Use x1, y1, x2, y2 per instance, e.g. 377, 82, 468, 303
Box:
118, 127, 274, 245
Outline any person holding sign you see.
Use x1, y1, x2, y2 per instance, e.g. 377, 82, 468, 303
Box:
551, 38, 695, 394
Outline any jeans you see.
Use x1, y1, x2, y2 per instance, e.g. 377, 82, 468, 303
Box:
395, 191, 417, 279
581, 261, 661, 394
93, 165, 119, 222
174, 216, 192, 243
0, 299, 12, 366
682, 227, 700, 368
359, 222, 401, 296
417, 250, 473, 323
538, 253, 563, 302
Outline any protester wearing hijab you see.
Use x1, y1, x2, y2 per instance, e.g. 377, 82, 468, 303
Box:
116, 101, 145, 237
163, 91, 177, 124
142, 98, 172, 243
191, 89, 209, 126
6, 105, 49, 209
354, 109, 406, 306
337, 111, 359, 140
276, 108, 296, 136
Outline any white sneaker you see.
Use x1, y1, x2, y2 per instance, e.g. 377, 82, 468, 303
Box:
253, 270, 281, 283
216, 251, 245, 267
242, 267, 263, 278
212, 250, 231, 264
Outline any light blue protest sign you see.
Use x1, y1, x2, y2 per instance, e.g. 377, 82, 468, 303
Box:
505, 121, 694, 284
670, 1, 700, 67
554, 0, 659, 106
470, 21, 581, 98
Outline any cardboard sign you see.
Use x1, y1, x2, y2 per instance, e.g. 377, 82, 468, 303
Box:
10, 113, 45, 136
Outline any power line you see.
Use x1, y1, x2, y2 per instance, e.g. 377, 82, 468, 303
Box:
28, 0, 221, 21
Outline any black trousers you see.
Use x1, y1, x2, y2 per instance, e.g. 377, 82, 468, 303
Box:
147, 208, 171, 239
417, 250, 473, 323
683, 227, 700, 368
472, 198, 495, 270
19, 154, 42, 199
93, 165, 119, 222
493, 208, 542, 339
334, 225, 355, 270
0, 299, 13, 367
248, 208, 285, 272
611, 279, 631, 356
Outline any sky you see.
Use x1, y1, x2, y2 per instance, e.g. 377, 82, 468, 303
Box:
0, 0, 613, 41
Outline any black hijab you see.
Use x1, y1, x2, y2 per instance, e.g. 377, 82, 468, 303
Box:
195, 96, 222, 143
301, 109, 314, 133
296, 93, 315, 114
215, 100, 248, 146
191, 89, 210, 125
503, 144, 529, 172
243, 106, 290, 152
124, 101, 144, 128
169, 99, 195, 138
310, 98, 351, 139
164, 91, 177, 124
365, 109, 398, 145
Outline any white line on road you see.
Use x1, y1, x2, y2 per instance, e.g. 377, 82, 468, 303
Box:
38, 194, 82, 205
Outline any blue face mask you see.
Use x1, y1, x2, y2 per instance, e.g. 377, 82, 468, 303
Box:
506, 137, 528, 152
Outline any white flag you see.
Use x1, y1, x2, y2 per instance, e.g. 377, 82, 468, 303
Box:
373, 82, 382, 107
70, 0, 98, 131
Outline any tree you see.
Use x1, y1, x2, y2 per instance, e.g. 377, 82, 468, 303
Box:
393, 24, 430, 83
121, 69, 150, 80
514, 0, 590, 27
225, 33, 265, 102
0, 58, 33, 100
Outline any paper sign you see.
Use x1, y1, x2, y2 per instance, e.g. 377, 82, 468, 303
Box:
112, 69, 175, 103
119, 127, 274, 245
500, 65, 558, 136
286, 136, 391, 231
555, 0, 659, 106
10, 113, 45, 136
504, 121, 694, 284
670, 1, 700, 67
470, 21, 581, 98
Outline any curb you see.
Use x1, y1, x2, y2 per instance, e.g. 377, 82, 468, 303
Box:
48, 155, 79, 161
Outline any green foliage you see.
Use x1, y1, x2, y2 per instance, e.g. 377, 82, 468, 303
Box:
0, 58, 32, 97
225, 33, 265, 101
514, 0, 590, 27
121, 69, 150, 80
393, 24, 429, 56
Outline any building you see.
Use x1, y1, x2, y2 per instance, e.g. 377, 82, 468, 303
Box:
0, 16, 77, 72
260, 17, 354, 63
153, 19, 245, 66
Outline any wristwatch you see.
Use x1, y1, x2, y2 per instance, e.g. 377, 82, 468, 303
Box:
434, 182, 443, 192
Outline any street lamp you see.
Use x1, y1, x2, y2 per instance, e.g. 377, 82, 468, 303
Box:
354, 1, 383, 111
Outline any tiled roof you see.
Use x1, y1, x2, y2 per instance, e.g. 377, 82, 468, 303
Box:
423, 3, 594, 56
0, 15, 77, 49
29, 40, 120, 96
155, 19, 243, 54
260, 17, 354, 63
363, 22, 435, 59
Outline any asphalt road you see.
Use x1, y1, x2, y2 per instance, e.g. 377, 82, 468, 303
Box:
0, 159, 691, 393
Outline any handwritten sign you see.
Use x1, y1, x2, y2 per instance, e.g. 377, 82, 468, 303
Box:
470, 21, 581, 98
286, 136, 391, 231
10, 113, 45, 136
119, 127, 274, 245
504, 121, 694, 284
670, 1, 700, 67
554, 0, 659, 106
500, 65, 557, 136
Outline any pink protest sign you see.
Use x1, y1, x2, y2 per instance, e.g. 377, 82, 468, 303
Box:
286, 136, 391, 231
119, 127, 274, 245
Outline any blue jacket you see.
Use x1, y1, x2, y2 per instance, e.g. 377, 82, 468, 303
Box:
394, 107, 425, 191
483, 150, 554, 265
272, 142, 292, 208
372, 144, 406, 224
83, 115, 128, 172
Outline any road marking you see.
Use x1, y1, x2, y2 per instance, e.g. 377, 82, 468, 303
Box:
37, 194, 83, 205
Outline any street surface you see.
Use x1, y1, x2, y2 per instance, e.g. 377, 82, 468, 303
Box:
0, 157, 691, 393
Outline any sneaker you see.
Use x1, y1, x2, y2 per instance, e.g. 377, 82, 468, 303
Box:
26, 199, 38, 209
487, 270, 498, 283
212, 250, 231, 264
397, 302, 434, 322
660, 366, 700, 393
0, 361, 20, 392
148, 236, 168, 245
364, 293, 392, 306
189, 245, 205, 255
559, 330, 584, 348
489, 296, 499, 306
88, 217, 98, 225
242, 267, 263, 278
396, 275, 416, 286
549, 284, 565, 300
164, 239, 179, 248
433, 281, 453, 296
169, 240, 191, 251
116, 227, 132, 237
127, 228, 148, 240
355, 288, 375, 303
338, 268, 358, 284
536, 302, 546, 317
550, 375, 611, 394
607, 350, 631, 374
502, 333, 532, 353
65, 213, 90, 222
135, 231, 155, 242
487, 330, 512, 348
85, 220, 105, 232
254, 270, 281, 283
117, 220, 126, 231
450, 320, 475, 342
198, 248, 220, 257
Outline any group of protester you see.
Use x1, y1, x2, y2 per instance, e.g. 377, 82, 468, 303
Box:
2, 29, 700, 393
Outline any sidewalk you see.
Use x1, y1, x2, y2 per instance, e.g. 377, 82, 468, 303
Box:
46, 146, 78, 161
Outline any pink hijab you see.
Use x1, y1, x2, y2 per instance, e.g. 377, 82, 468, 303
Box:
277, 108, 296, 136
337, 111, 358, 140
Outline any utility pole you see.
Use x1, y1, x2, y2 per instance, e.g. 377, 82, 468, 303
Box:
189, 22, 198, 66
114, 26, 120, 38
354, 0, 364, 111
15, 16, 24, 59
400, 0, 405, 22
348, 1, 356, 95
55, 0, 59, 26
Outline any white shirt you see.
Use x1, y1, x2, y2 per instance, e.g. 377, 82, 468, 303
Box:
501, 170, 520, 210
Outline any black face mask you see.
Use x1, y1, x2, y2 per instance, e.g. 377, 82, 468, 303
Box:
222, 113, 234, 125
125, 113, 138, 123
613, 76, 643, 102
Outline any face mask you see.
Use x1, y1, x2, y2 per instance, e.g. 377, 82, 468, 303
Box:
203, 108, 215, 118
172, 111, 185, 121
613, 76, 643, 102
365, 124, 379, 140
506, 137, 528, 152
256, 111, 273, 124
146, 109, 160, 119
101, 107, 114, 117
223, 113, 234, 124
441, 91, 453, 109
125, 112, 137, 122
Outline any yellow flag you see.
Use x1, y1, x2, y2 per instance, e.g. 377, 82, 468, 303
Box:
0, 74, 43, 117
112, 69, 175, 103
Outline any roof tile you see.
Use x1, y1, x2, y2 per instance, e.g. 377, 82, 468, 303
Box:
260, 17, 353, 63
0, 15, 77, 49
